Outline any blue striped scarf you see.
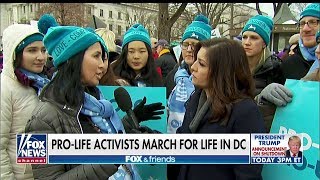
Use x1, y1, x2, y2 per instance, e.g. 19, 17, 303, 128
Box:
80, 90, 140, 180
19, 68, 50, 95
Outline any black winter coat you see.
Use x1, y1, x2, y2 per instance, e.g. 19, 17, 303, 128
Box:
175, 89, 265, 180
253, 54, 285, 95
253, 53, 285, 132
155, 51, 177, 79
280, 45, 314, 80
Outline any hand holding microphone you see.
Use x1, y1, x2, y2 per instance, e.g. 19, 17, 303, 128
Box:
114, 87, 165, 133
114, 87, 140, 129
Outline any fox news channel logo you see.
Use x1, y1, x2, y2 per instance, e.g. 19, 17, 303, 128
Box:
16, 134, 47, 164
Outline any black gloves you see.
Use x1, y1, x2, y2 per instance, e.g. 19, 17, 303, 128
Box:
133, 97, 165, 122
121, 97, 164, 134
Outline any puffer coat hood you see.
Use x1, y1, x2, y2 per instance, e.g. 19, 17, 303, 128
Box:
2, 24, 43, 80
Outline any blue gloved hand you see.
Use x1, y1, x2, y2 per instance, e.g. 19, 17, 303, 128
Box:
256, 83, 293, 107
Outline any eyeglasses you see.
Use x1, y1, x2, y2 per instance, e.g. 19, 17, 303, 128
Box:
296, 19, 319, 29
181, 42, 197, 50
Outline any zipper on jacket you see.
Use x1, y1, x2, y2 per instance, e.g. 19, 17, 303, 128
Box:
76, 104, 84, 134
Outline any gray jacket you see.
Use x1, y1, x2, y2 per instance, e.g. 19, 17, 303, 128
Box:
25, 84, 118, 180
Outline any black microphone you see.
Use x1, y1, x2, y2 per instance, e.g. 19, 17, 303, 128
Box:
114, 87, 140, 129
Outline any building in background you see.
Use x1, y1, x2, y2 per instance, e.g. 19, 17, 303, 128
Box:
0, 3, 158, 44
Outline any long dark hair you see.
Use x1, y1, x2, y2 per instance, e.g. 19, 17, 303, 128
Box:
99, 58, 118, 86
112, 42, 163, 87
48, 43, 106, 107
48, 51, 86, 108
193, 38, 255, 123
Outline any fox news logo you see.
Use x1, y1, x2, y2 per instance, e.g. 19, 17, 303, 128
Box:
125, 156, 143, 163
16, 134, 47, 164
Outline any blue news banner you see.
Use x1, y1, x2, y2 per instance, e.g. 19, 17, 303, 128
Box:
16, 133, 303, 165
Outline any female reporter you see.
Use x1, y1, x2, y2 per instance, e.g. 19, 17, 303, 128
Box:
25, 14, 141, 180
1, 24, 48, 180
176, 38, 265, 179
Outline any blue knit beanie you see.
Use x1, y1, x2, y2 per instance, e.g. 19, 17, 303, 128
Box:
15, 33, 44, 53
242, 15, 274, 45
182, 14, 212, 42
299, 3, 320, 21
38, 14, 104, 67
122, 23, 151, 48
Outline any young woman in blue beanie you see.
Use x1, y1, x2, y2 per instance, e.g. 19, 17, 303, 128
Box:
241, 15, 290, 132
1, 24, 49, 180
25, 14, 147, 180
176, 38, 265, 180
111, 24, 162, 87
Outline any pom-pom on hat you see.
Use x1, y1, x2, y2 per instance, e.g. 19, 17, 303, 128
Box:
122, 23, 151, 48
299, 3, 320, 21
38, 14, 103, 67
242, 15, 274, 45
182, 14, 212, 42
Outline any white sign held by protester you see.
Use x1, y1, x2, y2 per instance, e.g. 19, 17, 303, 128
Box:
173, 45, 181, 63
211, 28, 221, 39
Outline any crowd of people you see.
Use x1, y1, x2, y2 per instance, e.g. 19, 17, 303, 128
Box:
0, 3, 319, 180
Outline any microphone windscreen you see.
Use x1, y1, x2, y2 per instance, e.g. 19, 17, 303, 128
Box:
114, 87, 132, 111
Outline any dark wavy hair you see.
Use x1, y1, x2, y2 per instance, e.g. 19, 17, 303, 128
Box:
48, 43, 106, 107
193, 38, 255, 124
112, 42, 162, 87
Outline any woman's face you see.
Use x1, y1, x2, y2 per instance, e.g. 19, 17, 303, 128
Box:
191, 47, 209, 89
242, 31, 265, 58
81, 42, 104, 87
20, 41, 47, 73
126, 41, 148, 75
181, 38, 199, 66
289, 44, 298, 56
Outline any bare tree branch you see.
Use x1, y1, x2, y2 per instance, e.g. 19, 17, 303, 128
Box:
169, 3, 188, 26
36, 3, 90, 26
274, 3, 283, 16
158, 3, 188, 41
255, 3, 262, 15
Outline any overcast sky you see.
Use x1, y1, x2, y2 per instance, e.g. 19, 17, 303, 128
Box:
247, 3, 312, 18
247, 3, 275, 17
